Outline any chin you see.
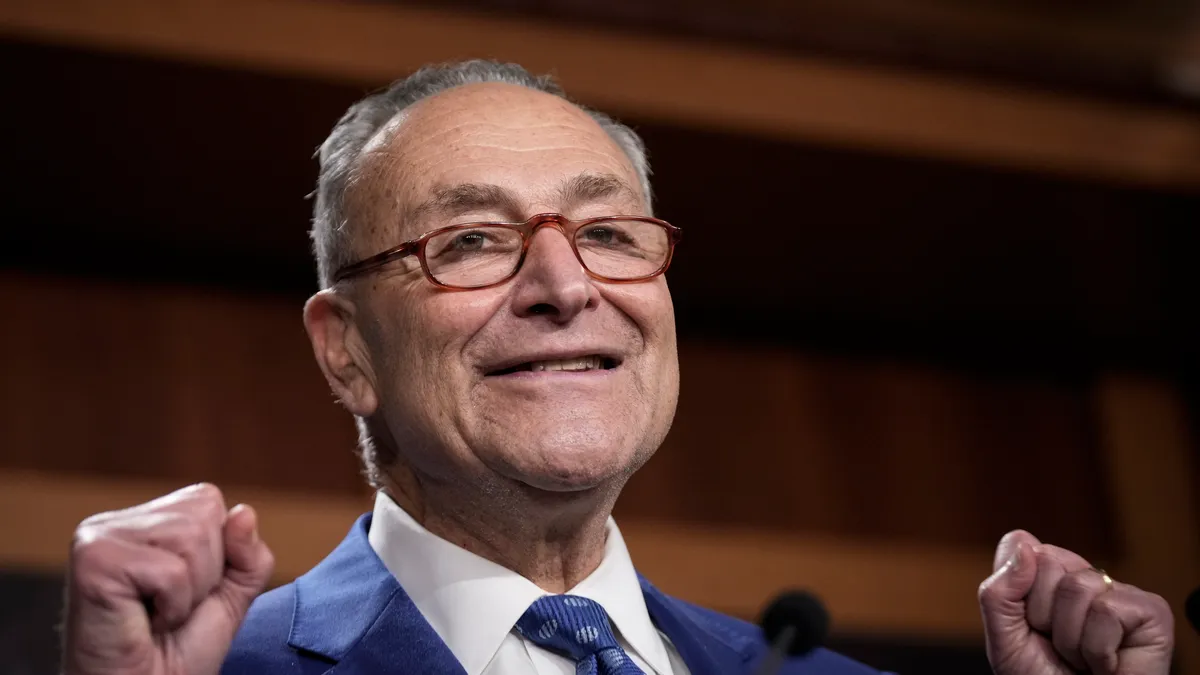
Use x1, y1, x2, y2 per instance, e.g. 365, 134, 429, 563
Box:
493, 431, 640, 494
532, 460, 627, 491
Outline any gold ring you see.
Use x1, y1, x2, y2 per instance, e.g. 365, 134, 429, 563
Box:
1090, 566, 1115, 592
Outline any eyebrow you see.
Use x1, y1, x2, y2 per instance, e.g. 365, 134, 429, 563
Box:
406, 172, 641, 226
556, 172, 641, 210
407, 182, 523, 224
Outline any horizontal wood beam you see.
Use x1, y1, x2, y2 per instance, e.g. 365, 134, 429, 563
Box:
1, 0, 1200, 189
0, 469, 994, 639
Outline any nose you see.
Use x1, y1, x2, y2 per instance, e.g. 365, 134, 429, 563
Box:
508, 226, 598, 323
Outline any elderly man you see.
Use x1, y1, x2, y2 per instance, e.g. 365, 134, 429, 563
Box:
62, 61, 1174, 675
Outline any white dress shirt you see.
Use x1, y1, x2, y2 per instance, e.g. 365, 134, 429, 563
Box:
367, 492, 690, 675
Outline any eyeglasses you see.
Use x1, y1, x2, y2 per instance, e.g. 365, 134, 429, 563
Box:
333, 213, 682, 290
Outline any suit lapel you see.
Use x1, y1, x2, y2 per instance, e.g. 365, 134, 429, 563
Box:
324, 587, 467, 675
289, 514, 466, 675
639, 576, 753, 675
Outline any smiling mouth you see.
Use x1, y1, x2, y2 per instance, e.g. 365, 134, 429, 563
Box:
486, 355, 621, 376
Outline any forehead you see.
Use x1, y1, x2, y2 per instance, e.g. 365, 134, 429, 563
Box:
352, 83, 642, 231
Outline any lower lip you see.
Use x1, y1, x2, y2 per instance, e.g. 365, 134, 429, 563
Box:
485, 367, 619, 380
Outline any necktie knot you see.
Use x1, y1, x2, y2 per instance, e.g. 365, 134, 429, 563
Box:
515, 595, 646, 674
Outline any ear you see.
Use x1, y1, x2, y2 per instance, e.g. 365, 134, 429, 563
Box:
303, 289, 379, 417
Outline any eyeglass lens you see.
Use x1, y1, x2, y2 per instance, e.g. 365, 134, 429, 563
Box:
423, 220, 670, 288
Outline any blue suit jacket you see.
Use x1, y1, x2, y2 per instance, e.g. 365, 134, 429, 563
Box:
223, 514, 885, 675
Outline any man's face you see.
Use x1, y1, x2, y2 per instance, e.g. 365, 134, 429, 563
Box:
343, 83, 679, 494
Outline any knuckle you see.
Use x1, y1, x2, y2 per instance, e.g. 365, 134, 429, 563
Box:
1054, 570, 1095, 602
71, 527, 113, 566
169, 481, 224, 513
76, 511, 108, 530
1089, 592, 1121, 618
999, 529, 1034, 546
191, 486, 228, 522
977, 580, 998, 604
1148, 591, 1172, 615
161, 554, 191, 589
190, 482, 226, 506
1143, 592, 1176, 630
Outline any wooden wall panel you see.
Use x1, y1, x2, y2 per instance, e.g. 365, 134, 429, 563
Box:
0, 272, 1116, 555
0, 273, 364, 495
621, 345, 1114, 556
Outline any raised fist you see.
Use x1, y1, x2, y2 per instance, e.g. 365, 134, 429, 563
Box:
979, 530, 1173, 675
62, 484, 275, 675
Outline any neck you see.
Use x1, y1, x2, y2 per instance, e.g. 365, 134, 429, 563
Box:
381, 464, 620, 593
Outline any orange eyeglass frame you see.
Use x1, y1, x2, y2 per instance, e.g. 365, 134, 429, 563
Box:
332, 212, 683, 290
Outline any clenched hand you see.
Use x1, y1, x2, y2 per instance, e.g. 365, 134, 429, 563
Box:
62, 484, 275, 675
979, 530, 1174, 675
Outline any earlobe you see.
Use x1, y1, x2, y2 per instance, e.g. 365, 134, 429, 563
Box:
303, 290, 379, 417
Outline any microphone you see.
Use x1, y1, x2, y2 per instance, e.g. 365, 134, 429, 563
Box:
753, 590, 830, 675
1186, 586, 1200, 633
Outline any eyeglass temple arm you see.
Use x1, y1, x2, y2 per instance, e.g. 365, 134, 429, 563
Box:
333, 242, 418, 282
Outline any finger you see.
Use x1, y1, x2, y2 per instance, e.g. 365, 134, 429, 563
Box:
1033, 543, 1093, 570
181, 504, 275, 651
978, 540, 1038, 667
65, 536, 197, 673
1051, 567, 1111, 671
1089, 587, 1174, 675
86, 484, 228, 596
98, 482, 229, 524
105, 511, 223, 614
1025, 544, 1091, 632
221, 504, 275, 590
992, 530, 1042, 573
144, 483, 228, 580
1080, 594, 1123, 675
129, 546, 197, 633
72, 535, 195, 631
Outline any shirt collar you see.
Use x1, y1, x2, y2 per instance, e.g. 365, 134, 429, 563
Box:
570, 514, 674, 675
367, 492, 672, 675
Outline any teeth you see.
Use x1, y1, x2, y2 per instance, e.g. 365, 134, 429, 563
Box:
529, 356, 604, 372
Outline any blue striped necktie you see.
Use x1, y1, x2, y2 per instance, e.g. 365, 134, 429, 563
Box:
515, 595, 648, 674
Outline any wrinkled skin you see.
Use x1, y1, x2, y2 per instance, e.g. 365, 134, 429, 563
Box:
979, 530, 1173, 675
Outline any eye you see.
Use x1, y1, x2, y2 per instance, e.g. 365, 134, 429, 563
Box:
581, 226, 622, 245
449, 231, 488, 251
426, 226, 522, 262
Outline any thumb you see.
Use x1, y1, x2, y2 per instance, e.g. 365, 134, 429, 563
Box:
178, 504, 275, 668
216, 504, 275, 614
978, 531, 1039, 653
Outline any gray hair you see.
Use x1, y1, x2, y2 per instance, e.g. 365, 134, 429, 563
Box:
310, 59, 653, 289
310, 60, 653, 488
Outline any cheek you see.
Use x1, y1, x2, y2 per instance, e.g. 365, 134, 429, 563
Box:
604, 281, 678, 418
608, 281, 676, 353
426, 290, 507, 343
390, 289, 506, 390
